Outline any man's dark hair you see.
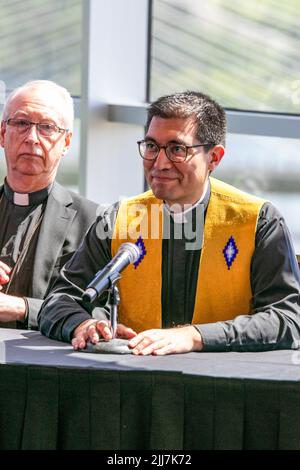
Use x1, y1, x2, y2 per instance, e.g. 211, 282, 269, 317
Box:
146, 91, 226, 148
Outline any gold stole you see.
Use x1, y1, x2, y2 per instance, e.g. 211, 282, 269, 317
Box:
111, 178, 265, 332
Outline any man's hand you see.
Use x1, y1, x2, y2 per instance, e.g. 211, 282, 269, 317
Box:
71, 319, 137, 350
128, 325, 203, 355
0, 261, 11, 289
0, 292, 27, 322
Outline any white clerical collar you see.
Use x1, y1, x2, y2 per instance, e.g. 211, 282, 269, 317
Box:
4, 179, 53, 207
13, 192, 30, 206
164, 180, 209, 224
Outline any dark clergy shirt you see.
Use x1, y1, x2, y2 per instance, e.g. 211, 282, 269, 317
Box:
0, 181, 51, 326
38, 184, 300, 351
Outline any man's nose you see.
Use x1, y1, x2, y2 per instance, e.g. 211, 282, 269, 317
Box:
153, 147, 172, 169
25, 123, 39, 143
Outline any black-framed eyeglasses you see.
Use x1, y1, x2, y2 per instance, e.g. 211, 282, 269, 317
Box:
4, 118, 68, 137
137, 140, 215, 163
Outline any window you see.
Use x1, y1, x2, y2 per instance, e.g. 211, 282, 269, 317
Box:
0, 0, 82, 95
214, 134, 300, 252
150, 0, 300, 114
150, 0, 300, 251
0, 0, 82, 190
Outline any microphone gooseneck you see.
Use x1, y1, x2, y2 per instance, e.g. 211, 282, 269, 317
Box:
82, 242, 141, 303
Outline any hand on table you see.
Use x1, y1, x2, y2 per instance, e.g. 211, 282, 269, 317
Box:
128, 325, 203, 356
72, 319, 137, 350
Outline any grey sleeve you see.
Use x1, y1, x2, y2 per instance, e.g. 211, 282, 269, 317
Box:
38, 203, 119, 343
14, 297, 42, 330
25, 297, 43, 329
197, 202, 300, 352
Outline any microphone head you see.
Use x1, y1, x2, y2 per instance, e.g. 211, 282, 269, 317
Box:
119, 242, 141, 264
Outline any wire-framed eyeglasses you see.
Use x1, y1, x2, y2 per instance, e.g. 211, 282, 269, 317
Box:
4, 118, 68, 138
137, 140, 214, 163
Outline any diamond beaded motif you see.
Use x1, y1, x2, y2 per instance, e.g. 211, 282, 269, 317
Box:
134, 235, 146, 269
223, 236, 238, 270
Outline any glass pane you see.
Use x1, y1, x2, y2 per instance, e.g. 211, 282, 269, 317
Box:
56, 117, 80, 192
150, 0, 300, 114
0, 0, 82, 96
214, 134, 300, 252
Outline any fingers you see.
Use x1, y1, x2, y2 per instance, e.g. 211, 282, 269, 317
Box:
130, 335, 174, 356
71, 329, 89, 350
0, 273, 9, 285
71, 321, 201, 355
0, 262, 11, 286
0, 261, 11, 273
136, 338, 171, 356
71, 319, 138, 350
128, 326, 203, 356
72, 319, 111, 350
152, 343, 175, 356
129, 330, 162, 355
96, 320, 113, 341
116, 323, 137, 339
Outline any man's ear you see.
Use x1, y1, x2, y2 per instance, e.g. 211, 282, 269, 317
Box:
0, 120, 6, 148
62, 131, 72, 157
208, 145, 225, 172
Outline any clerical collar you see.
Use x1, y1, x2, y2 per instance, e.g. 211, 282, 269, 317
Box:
3, 180, 53, 206
164, 179, 210, 224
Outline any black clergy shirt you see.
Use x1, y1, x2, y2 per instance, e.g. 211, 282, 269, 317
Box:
38, 183, 300, 352
0, 181, 51, 326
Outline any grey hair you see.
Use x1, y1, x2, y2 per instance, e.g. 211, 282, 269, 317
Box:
3, 80, 74, 131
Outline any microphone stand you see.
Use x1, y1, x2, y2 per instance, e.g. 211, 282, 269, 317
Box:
107, 282, 120, 338
82, 272, 132, 354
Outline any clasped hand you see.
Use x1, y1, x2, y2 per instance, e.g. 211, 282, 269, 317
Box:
0, 261, 26, 322
0, 260, 11, 290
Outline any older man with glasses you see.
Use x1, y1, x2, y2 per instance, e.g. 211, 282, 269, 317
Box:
0, 80, 98, 329
38, 91, 300, 354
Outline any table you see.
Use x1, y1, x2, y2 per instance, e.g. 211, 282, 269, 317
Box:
0, 329, 300, 450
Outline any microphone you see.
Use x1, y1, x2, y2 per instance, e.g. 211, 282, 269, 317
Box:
82, 242, 141, 303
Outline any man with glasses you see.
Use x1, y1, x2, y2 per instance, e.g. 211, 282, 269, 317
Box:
0, 80, 97, 329
38, 91, 300, 354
